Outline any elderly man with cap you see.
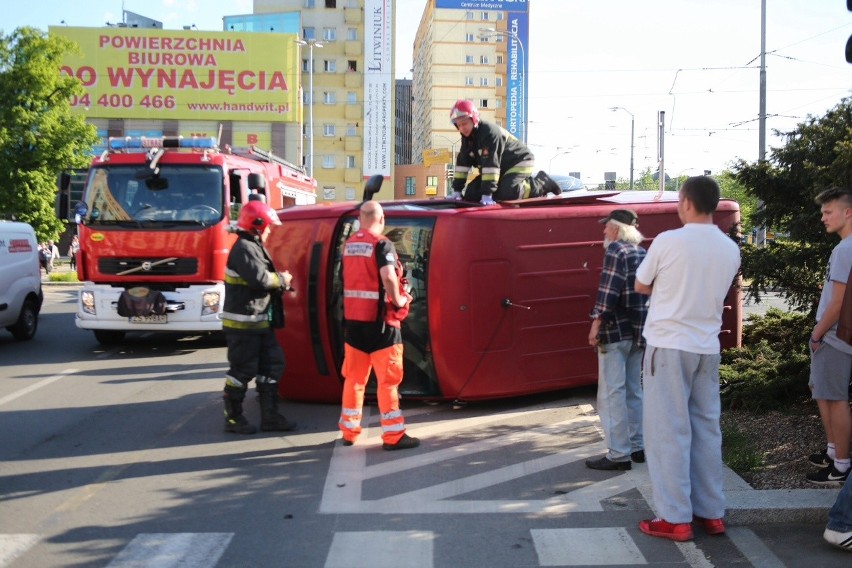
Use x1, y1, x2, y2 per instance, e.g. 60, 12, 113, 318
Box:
586, 208, 648, 471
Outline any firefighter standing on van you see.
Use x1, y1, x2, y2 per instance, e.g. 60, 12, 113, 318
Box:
221, 200, 297, 434
338, 201, 420, 450
450, 99, 543, 204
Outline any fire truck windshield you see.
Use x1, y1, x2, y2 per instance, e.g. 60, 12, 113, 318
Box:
82, 165, 223, 226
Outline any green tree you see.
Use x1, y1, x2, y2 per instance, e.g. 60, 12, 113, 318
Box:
733, 95, 852, 312
0, 27, 98, 241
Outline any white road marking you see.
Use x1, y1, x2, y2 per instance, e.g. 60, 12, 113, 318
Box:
321, 403, 629, 514
0, 534, 39, 568
531, 528, 647, 566
0, 370, 79, 408
324, 531, 434, 568
106, 533, 232, 568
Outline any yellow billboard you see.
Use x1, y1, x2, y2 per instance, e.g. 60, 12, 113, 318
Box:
51, 27, 300, 122
422, 148, 452, 166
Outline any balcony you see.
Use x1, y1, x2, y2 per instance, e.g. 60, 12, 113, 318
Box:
344, 103, 362, 120
344, 136, 362, 152
344, 6, 362, 24
344, 40, 362, 56
344, 167, 363, 183
344, 72, 362, 88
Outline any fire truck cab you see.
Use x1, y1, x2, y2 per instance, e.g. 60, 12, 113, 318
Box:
267, 187, 742, 404
57, 136, 316, 344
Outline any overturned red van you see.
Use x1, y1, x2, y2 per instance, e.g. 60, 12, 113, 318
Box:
266, 189, 741, 404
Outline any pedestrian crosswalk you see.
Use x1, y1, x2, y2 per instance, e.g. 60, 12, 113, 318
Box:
1, 528, 664, 567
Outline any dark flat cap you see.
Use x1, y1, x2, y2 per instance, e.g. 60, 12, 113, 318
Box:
599, 209, 638, 226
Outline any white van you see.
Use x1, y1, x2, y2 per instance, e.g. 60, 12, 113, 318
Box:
0, 222, 43, 340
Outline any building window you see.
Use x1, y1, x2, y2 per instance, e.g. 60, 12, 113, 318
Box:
496, 77, 503, 87
324, 59, 337, 72
305, 0, 316, 7
465, 11, 474, 20
323, 156, 336, 169
302, 58, 310, 72
480, 55, 489, 64
465, 33, 474, 42
323, 124, 335, 136
323, 27, 336, 41
323, 186, 336, 201
345, 187, 355, 200
465, 76, 474, 86
480, 77, 488, 86
465, 55, 474, 64
325, 0, 336, 8
480, 99, 488, 108
481, 12, 489, 20
347, 28, 358, 41
346, 155, 356, 168
323, 91, 336, 104
426, 176, 438, 187
496, 35, 504, 43
303, 27, 316, 40
347, 60, 357, 72
347, 92, 357, 104
405, 177, 416, 196
346, 123, 357, 136
497, 55, 504, 65
303, 90, 314, 105
497, 12, 504, 21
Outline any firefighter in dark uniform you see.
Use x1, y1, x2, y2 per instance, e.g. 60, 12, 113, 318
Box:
221, 200, 297, 434
450, 99, 542, 204
338, 200, 420, 450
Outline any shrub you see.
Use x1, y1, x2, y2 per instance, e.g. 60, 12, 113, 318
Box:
719, 308, 812, 411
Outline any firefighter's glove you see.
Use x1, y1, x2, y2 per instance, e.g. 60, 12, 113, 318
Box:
276, 271, 294, 292
451, 191, 463, 201
480, 194, 496, 206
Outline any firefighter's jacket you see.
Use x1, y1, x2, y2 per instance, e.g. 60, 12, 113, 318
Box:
452, 120, 535, 197
342, 230, 407, 329
222, 231, 287, 333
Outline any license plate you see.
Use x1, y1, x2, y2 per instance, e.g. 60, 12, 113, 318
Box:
128, 314, 167, 324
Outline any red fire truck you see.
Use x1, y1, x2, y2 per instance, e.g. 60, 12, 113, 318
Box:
57, 136, 316, 344
265, 182, 742, 404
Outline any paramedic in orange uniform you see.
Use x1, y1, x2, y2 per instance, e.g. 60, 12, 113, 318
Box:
338, 200, 420, 450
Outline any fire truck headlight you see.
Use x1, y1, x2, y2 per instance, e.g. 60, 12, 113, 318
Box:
201, 292, 221, 316
81, 291, 96, 315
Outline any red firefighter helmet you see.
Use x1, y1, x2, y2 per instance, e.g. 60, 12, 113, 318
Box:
237, 200, 281, 234
450, 100, 480, 127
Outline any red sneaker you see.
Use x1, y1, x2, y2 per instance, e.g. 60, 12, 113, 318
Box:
639, 518, 694, 541
693, 515, 726, 535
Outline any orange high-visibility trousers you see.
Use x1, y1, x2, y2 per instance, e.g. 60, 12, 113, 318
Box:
338, 342, 406, 445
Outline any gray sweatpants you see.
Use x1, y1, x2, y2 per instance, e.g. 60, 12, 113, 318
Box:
643, 346, 725, 524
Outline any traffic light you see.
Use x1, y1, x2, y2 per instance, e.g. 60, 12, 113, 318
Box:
847, 1, 852, 63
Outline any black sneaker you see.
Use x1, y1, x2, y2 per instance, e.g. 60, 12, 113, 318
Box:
808, 450, 831, 467
631, 450, 646, 463
585, 456, 632, 471
383, 434, 420, 451
806, 463, 849, 486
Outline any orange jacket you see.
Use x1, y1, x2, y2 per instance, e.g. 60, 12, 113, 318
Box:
343, 230, 407, 328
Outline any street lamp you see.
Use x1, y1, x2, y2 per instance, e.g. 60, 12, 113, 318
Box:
610, 106, 634, 191
295, 39, 323, 177
479, 27, 526, 145
549, 150, 573, 171
433, 134, 460, 161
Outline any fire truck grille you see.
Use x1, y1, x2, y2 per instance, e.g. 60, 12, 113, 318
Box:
98, 257, 198, 276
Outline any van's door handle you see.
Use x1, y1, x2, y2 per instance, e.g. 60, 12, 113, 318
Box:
502, 298, 530, 310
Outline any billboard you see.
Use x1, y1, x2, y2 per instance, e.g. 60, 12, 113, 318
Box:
363, 0, 393, 179
51, 27, 300, 122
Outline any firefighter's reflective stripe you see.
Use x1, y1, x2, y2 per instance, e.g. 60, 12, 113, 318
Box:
343, 290, 380, 299
339, 343, 406, 445
342, 232, 383, 323
481, 166, 500, 183
453, 165, 471, 182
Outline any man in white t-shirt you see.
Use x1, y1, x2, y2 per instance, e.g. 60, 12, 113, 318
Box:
633, 175, 740, 542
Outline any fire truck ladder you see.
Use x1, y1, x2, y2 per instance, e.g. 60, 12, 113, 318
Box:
232, 146, 308, 176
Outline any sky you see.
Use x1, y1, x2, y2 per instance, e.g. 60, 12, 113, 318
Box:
3, 0, 851, 185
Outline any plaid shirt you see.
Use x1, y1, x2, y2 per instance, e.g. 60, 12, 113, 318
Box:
590, 240, 648, 346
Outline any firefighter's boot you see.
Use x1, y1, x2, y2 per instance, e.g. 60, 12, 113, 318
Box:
223, 383, 257, 435
257, 377, 297, 432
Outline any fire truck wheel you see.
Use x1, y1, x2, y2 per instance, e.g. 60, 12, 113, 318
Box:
94, 330, 125, 345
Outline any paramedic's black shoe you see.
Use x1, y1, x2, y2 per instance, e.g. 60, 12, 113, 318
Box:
225, 414, 258, 435
806, 463, 849, 486
383, 434, 420, 451
585, 456, 631, 471
631, 450, 646, 463
808, 450, 831, 467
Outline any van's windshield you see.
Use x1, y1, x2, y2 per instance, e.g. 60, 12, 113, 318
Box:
81, 165, 224, 226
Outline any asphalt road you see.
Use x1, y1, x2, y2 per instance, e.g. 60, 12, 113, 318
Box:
0, 286, 846, 567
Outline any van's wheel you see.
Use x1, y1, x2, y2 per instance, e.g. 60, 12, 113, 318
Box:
9, 300, 38, 341
94, 330, 125, 345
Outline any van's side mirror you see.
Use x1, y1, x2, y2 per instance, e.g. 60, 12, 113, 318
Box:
247, 173, 266, 190
56, 172, 71, 219
362, 174, 384, 202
